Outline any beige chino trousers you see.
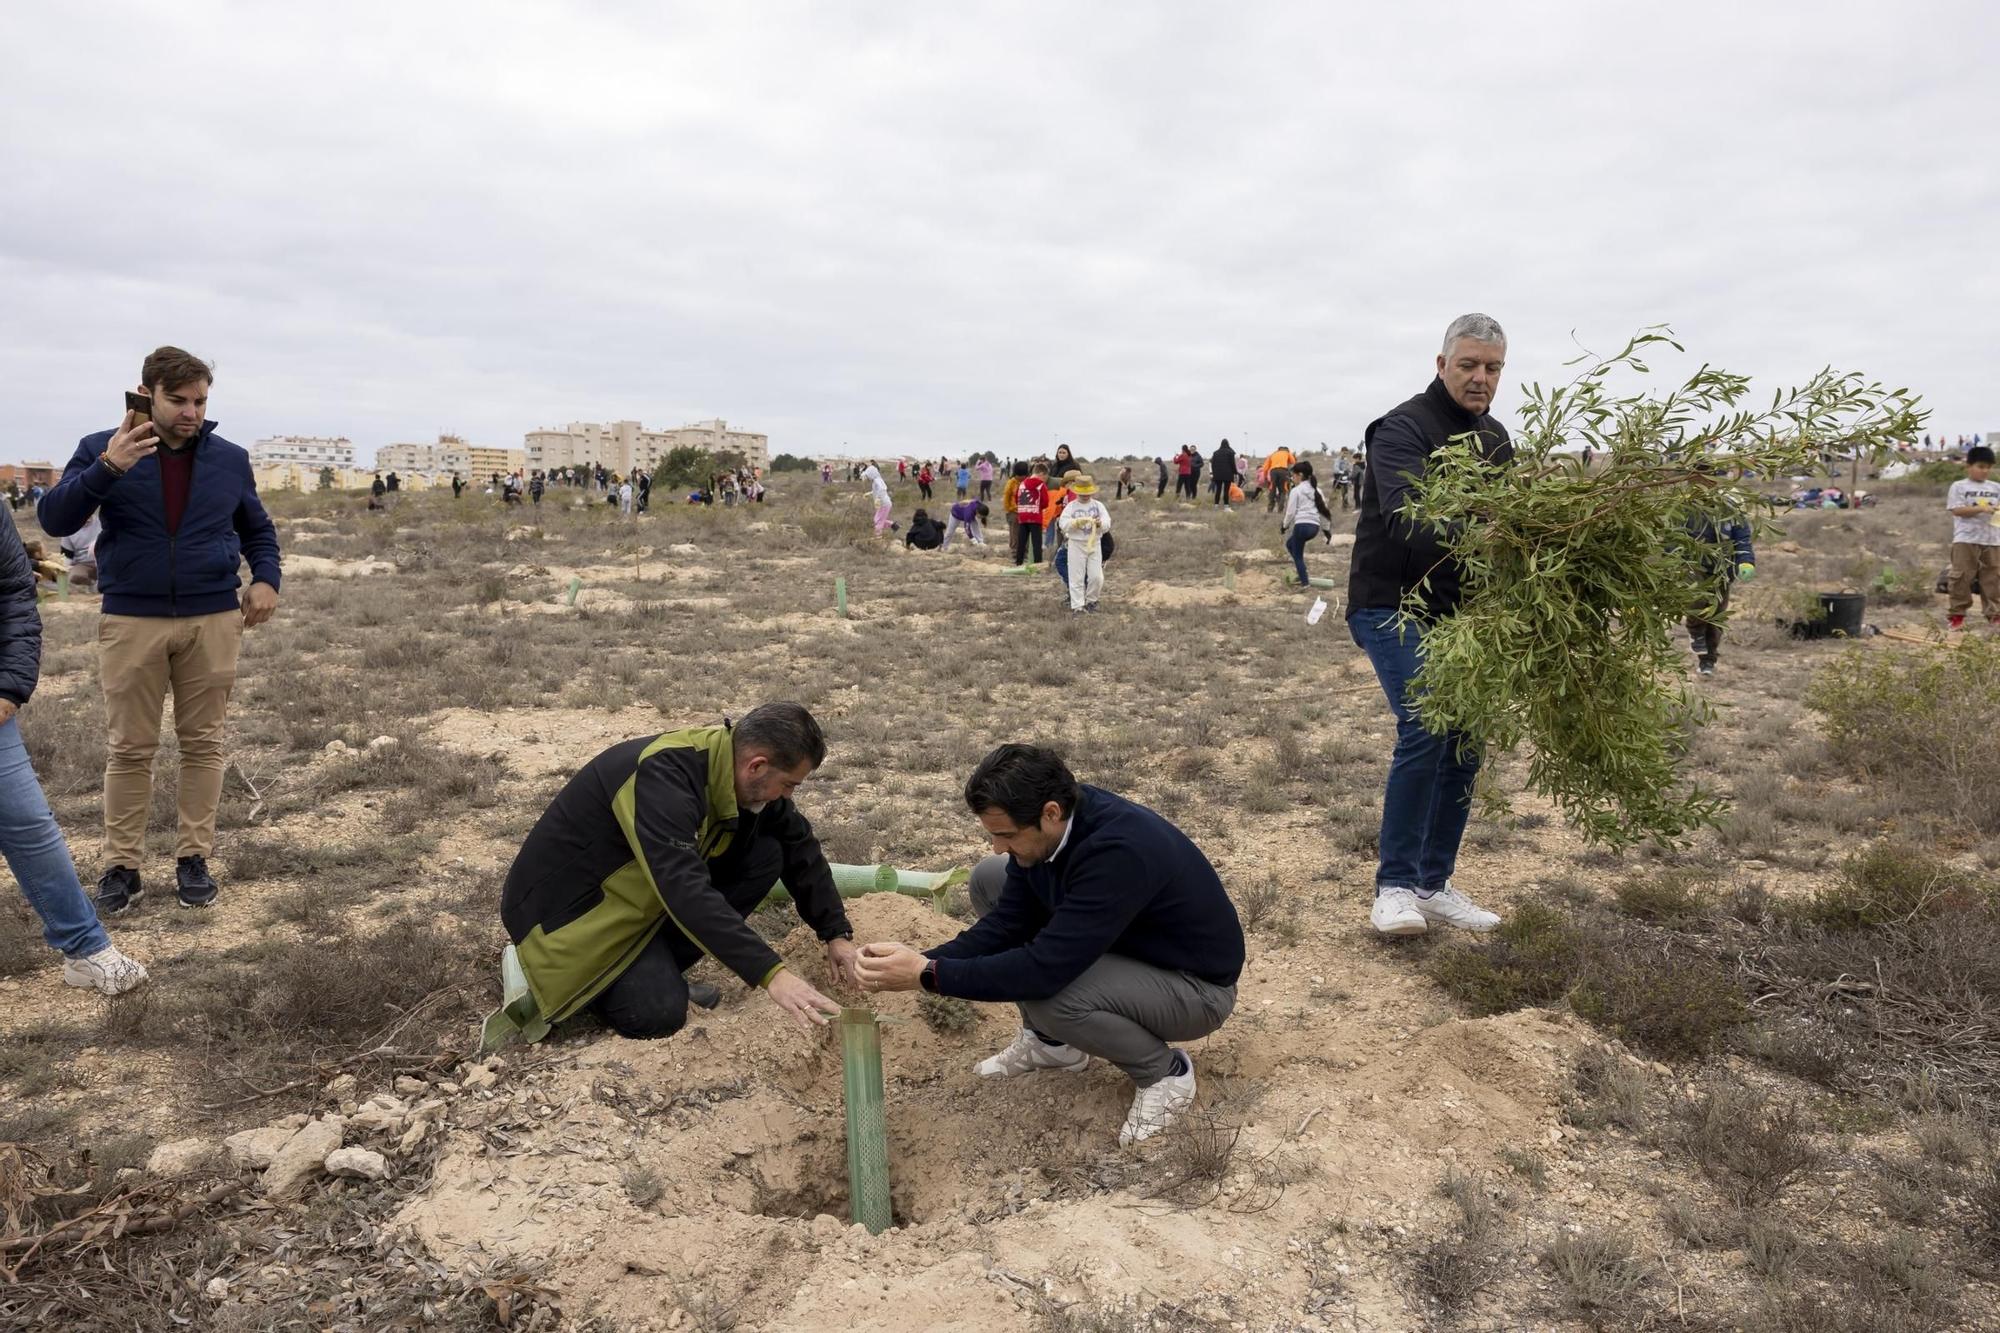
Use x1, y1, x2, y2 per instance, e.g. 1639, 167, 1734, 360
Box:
98, 610, 243, 865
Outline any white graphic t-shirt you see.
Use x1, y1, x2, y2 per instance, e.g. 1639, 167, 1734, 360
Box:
1947, 477, 2000, 545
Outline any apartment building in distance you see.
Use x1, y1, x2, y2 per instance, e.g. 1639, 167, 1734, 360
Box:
249, 435, 356, 469
373, 433, 525, 478
525, 419, 769, 476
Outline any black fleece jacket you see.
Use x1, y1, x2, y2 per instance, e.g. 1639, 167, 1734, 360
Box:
0, 507, 41, 708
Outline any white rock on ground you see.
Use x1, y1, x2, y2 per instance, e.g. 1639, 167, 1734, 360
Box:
224, 1126, 295, 1170
146, 1138, 219, 1176
349, 1094, 410, 1135
323, 1073, 357, 1098
324, 1147, 390, 1180
261, 1117, 343, 1197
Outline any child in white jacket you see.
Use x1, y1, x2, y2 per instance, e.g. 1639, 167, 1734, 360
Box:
1057, 475, 1111, 612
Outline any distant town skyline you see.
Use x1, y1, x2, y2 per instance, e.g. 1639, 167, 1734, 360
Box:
3, 5, 1991, 467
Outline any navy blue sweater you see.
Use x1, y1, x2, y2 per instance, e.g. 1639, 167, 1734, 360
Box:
37, 422, 282, 618
927, 786, 1245, 1002
0, 507, 41, 707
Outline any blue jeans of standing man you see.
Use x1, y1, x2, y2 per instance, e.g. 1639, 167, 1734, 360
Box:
0, 718, 112, 958
1347, 608, 1480, 894
1285, 523, 1319, 585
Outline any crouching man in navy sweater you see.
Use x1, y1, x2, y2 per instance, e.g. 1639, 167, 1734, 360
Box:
858, 744, 1243, 1146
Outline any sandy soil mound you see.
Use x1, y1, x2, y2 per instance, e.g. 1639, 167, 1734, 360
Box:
393, 894, 1584, 1330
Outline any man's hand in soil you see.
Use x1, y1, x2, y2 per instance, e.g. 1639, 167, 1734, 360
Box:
242, 581, 279, 628
824, 937, 862, 989
767, 969, 842, 1032
855, 942, 926, 993
104, 409, 158, 472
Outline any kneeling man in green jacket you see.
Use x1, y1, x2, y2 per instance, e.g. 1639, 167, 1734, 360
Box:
500, 701, 854, 1039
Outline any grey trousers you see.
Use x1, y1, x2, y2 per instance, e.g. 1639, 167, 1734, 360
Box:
968, 855, 1236, 1086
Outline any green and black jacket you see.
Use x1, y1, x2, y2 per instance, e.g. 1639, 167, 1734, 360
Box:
499, 725, 850, 1024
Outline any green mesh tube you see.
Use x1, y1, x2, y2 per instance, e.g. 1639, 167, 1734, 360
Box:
839, 1008, 893, 1234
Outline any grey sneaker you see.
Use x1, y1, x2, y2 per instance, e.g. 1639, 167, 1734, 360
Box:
976, 1028, 1091, 1078
63, 945, 150, 996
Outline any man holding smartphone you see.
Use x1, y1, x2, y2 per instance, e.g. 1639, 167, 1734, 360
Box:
37, 347, 282, 914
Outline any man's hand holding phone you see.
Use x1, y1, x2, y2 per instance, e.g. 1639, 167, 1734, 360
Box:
104, 392, 159, 473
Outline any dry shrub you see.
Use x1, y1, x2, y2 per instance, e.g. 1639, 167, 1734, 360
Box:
1540, 1228, 1648, 1325
1807, 637, 2000, 831
1408, 1168, 1505, 1318
1429, 904, 1746, 1060
1611, 869, 1709, 925
1804, 843, 1990, 930
916, 993, 977, 1036
1562, 1048, 1651, 1131
1672, 1085, 1820, 1207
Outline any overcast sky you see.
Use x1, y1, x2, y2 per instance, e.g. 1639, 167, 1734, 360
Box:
3, 2, 1991, 466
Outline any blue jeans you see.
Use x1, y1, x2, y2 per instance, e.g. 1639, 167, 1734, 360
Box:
1285, 523, 1320, 584
1347, 608, 1481, 893
0, 717, 111, 958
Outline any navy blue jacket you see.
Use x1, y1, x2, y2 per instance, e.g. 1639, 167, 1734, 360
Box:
37, 422, 282, 618
927, 786, 1245, 1002
0, 507, 41, 707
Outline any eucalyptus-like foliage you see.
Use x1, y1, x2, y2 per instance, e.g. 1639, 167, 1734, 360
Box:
1401, 330, 1925, 846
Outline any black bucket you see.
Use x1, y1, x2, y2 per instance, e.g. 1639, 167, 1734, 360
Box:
1819, 592, 1865, 638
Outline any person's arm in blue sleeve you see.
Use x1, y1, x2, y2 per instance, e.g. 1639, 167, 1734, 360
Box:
932, 845, 1153, 1002
925, 859, 1044, 961
36, 436, 118, 539
233, 458, 283, 592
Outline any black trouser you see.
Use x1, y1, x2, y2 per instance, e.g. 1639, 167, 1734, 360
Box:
979, 481, 992, 500
1211, 476, 1228, 504
1687, 579, 1733, 667
1157, 476, 1167, 497
590, 837, 784, 1039
1012, 519, 1043, 565
919, 482, 933, 499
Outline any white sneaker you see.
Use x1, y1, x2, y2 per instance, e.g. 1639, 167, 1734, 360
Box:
1371, 887, 1428, 937
975, 1028, 1091, 1078
1415, 884, 1502, 932
1120, 1051, 1197, 1147
62, 945, 150, 996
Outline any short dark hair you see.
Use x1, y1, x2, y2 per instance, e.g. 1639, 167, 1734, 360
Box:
733, 702, 827, 770
1969, 446, 1996, 466
964, 744, 1079, 827
140, 346, 213, 394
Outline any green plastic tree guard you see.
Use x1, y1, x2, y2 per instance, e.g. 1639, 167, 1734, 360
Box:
1223, 563, 1237, 591
763, 863, 967, 910
997, 563, 1042, 576
836, 576, 848, 618
566, 576, 582, 606
1283, 574, 1338, 589
839, 1007, 893, 1234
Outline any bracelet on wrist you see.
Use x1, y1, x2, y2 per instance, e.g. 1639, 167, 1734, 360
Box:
99, 456, 126, 478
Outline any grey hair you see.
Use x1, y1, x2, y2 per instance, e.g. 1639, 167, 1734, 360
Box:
1441, 313, 1506, 357
732, 701, 827, 770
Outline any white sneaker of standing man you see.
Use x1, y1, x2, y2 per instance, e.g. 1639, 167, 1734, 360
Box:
1370, 886, 1428, 937
1414, 883, 1501, 932
976, 1027, 1091, 1078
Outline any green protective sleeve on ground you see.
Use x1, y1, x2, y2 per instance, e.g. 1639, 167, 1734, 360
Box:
840, 1007, 893, 1235
997, 563, 1041, 575
1222, 563, 1236, 590
1283, 574, 1339, 589
761, 864, 968, 911
835, 576, 848, 617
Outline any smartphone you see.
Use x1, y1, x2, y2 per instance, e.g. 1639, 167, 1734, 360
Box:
123, 390, 154, 421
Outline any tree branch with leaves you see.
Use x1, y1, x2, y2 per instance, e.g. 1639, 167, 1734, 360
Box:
1400, 329, 1925, 846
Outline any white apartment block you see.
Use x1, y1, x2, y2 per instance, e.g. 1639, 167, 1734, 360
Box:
373, 434, 527, 478
249, 435, 355, 468
525, 419, 770, 475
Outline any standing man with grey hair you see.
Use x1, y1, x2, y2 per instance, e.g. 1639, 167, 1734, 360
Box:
1346, 314, 1514, 938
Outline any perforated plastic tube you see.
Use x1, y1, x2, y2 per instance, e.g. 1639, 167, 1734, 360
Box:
839, 1007, 893, 1234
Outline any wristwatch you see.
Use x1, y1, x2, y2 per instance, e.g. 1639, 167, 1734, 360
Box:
918, 960, 940, 994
